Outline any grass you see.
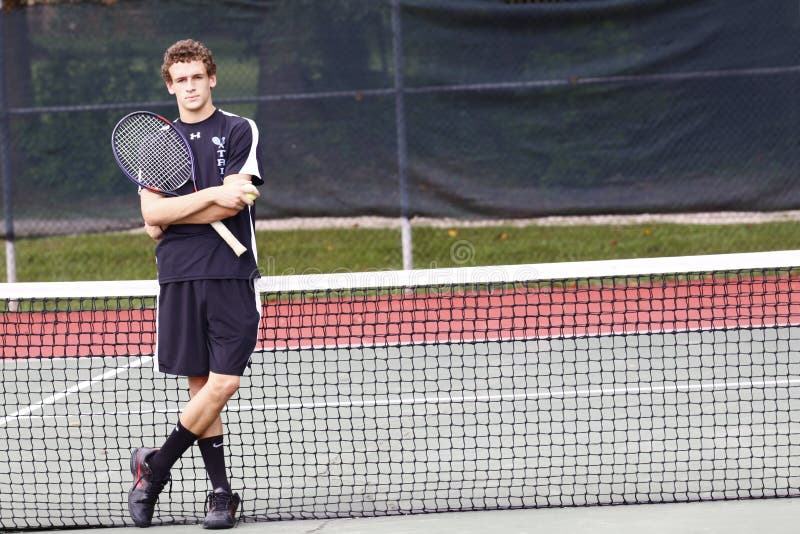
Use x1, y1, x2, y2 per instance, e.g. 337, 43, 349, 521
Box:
412, 222, 800, 267
2, 221, 800, 282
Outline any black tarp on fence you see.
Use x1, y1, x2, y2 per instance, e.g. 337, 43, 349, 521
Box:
1, 0, 799, 237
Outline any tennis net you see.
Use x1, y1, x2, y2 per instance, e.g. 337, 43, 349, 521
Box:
2, 250, 800, 530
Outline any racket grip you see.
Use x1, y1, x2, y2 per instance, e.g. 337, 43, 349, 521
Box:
210, 220, 248, 257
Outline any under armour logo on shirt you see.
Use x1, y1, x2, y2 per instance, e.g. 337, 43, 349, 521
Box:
190, 132, 201, 140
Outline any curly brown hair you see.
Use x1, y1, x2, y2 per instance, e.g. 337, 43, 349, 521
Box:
161, 39, 217, 84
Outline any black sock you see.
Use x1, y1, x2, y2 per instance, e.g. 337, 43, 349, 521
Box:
198, 435, 231, 494
148, 420, 198, 480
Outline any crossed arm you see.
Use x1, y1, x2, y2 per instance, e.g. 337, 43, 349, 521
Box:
141, 174, 259, 240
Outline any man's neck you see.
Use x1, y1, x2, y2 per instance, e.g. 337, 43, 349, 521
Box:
179, 104, 216, 124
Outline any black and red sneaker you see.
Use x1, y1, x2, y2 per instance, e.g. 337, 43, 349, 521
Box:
128, 447, 170, 528
203, 490, 241, 529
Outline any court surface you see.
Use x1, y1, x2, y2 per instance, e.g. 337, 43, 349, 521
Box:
4, 261, 800, 531
4, 326, 800, 531
47, 497, 800, 534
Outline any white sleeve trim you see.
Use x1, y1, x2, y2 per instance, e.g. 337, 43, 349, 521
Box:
238, 118, 261, 179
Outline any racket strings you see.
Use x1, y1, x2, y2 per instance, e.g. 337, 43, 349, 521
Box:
113, 114, 192, 192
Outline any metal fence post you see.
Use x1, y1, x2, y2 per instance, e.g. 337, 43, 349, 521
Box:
391, 0, 413, 270
0, 3, 17, 284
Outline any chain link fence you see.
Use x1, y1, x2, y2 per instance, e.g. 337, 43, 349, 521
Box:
2, 0, 800, 277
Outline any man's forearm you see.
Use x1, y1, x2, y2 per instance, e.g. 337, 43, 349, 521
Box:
141, 188, 217, 227
171, 203, 240, 225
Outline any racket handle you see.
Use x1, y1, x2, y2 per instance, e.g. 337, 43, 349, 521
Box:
210, 220, 248, 257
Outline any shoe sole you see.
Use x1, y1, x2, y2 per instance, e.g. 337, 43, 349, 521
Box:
203, 520, 235, 529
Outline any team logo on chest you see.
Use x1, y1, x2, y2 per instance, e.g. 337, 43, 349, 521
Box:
212, 136, 226, 176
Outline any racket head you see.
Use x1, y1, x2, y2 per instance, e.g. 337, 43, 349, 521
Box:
111, 111, 194, 194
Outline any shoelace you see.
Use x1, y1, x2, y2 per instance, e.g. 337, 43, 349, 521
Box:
207, 492, 234, 513
205, 490, 243, 526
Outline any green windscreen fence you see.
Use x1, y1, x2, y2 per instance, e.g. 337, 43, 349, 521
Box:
1, 0, 799, 237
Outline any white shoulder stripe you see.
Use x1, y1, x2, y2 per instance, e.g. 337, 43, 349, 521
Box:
219, 109, 261, 179
239, 117, 261, 178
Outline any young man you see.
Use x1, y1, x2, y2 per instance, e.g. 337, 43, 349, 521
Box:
128, 39, 263, 529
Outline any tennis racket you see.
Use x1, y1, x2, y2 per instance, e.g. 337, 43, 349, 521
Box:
111, 111, 248, 257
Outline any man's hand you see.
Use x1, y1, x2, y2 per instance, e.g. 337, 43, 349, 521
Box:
144, 222, 166, 241
213, 181, 260, 210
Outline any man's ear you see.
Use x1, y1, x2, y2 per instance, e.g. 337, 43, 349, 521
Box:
209, 74, 217, 89
166, 81, 175, 95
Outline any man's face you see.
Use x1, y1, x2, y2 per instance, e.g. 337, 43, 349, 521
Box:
166, 60, 216, 113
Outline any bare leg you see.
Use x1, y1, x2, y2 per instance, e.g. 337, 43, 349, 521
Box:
187, 375, 224, 438
180, 372, 240, 436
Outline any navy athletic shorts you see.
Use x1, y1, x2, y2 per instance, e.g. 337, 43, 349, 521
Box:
155, 279, 261, 377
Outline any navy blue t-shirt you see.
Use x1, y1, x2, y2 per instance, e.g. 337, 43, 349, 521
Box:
154, 109, 264, 283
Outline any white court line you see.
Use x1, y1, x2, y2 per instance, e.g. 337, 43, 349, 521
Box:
4, 321, 799, 424
232, 376, 800, 412
0, 355, 153, 427
5, 376, 798, 422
